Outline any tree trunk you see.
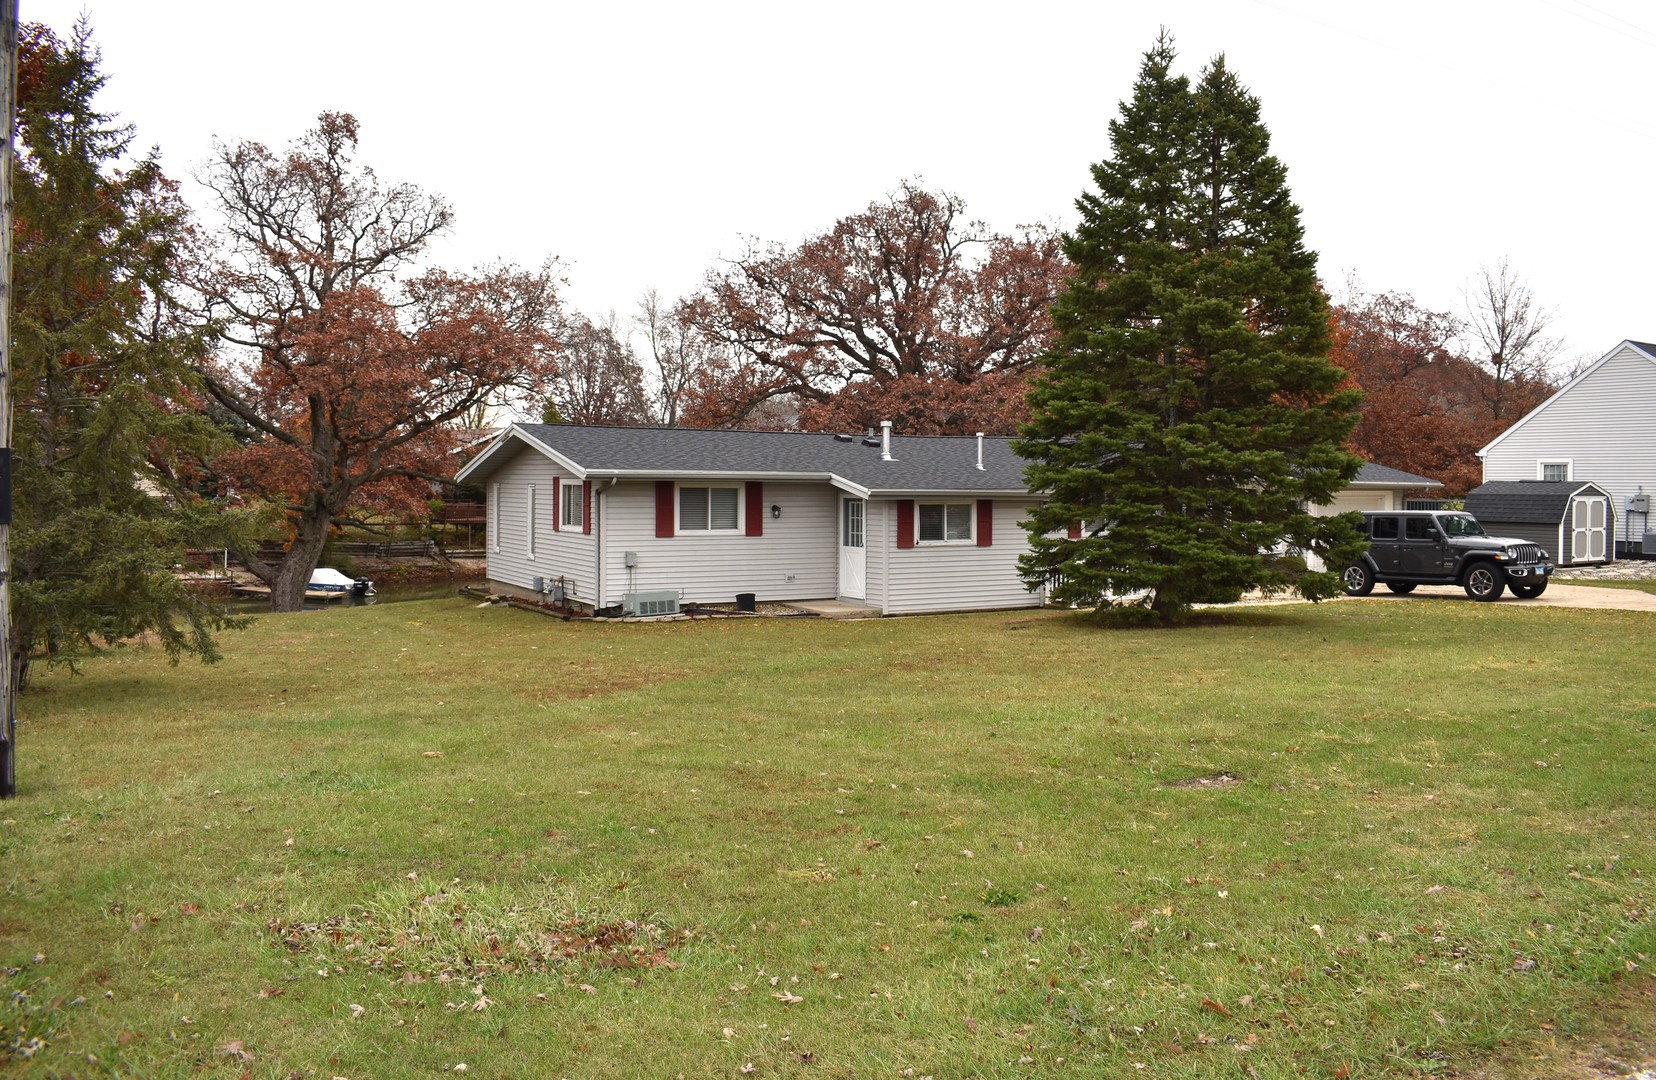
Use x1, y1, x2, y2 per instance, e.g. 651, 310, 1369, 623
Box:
268, 508, 333, 612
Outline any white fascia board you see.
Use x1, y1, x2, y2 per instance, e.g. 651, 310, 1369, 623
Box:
582, 469, 834, 484
828, 474, 871, 498
452, 428, 513, 484
866, 489, 1038, 499
455, 424, 587, 483
1347, 480, 1444, 489
1478, 340, 1656, 458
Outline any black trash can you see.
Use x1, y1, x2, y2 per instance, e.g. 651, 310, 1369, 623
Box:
735, 592, 757, 612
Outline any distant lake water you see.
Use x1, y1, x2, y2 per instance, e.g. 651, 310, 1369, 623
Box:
220, 578, 481, 614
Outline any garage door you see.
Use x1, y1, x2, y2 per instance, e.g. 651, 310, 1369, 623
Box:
1303, 491, 1389, 571
1313, 490, 1390, 517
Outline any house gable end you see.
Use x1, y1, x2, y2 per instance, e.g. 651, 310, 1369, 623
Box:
1479, 340, 1656, 458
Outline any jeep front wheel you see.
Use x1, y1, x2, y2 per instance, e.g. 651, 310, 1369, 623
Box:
1342, 563, 1375, 597
1509, 580, 1548, 599
1463, 564, 1506, 601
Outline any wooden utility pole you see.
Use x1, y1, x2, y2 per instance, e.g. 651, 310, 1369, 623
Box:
0, 0, 17, 798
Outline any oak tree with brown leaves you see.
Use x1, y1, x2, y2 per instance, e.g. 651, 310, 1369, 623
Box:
680, 181, 1067, 433
1331, 286, 1486, 493
196, 113, 563, 610
542, 312, 650, 426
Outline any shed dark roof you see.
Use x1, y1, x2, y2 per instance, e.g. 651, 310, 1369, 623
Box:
1465, 480, 1612, 524
1630, 340, 1656, 355
1352, 462, 1441, 487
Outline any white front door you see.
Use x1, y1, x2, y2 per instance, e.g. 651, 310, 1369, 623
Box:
838, 498, 866, 600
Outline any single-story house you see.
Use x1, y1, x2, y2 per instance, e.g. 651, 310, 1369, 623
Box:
1479, 339, 1656, 556
1463, 480, 1616, 566
455, 422, 1442, 616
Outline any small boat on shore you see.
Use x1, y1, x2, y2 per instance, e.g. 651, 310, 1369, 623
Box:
308, 568, 376, 597
228, 568, 375, 602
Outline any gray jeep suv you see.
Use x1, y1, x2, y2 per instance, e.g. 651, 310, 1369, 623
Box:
1342, 510, 1554, 602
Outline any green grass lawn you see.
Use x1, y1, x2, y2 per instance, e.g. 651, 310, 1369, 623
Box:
3, 597, 1653, 1077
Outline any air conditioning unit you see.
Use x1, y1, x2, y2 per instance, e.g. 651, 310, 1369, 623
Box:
623, 590, 680, 616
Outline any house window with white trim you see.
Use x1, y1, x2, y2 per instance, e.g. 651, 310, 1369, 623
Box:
561, 482, 583, 529
679, 486, 740, 531
918, 501, 973, 543
525, 484, 536, 559
1540, 461, 1571, 482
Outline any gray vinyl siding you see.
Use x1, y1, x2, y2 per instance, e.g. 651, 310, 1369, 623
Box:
596, 480, 839, 606
483, 449, 597, 601
877, 498, 1044, 615
865, 500, 890, 609
1482, 344, 1656, 545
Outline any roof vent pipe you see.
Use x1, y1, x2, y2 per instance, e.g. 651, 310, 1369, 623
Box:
975, 431, 985, 470
880, 420, 893, 461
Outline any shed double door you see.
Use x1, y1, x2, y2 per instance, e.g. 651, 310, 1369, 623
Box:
1571, 497, 1608, 562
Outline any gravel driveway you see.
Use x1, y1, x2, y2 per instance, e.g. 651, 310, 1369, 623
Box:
1357, 560, 1656, 612
1360, 581, 1656, 611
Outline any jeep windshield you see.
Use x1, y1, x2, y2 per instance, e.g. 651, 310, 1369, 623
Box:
1437, 514, 1486, 537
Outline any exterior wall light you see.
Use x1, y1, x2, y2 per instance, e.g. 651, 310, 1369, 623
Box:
771, 504, 781, 519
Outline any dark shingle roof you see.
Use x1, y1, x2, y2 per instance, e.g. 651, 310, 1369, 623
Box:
1466, 480, 1610, 524
462, 424, 1442, 496
493, 424, 1033, 493
1352, 462, 1441, 487
1630, 340, 1656, 355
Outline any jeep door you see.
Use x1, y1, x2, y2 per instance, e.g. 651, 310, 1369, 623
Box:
1368, 516, 1401, 572
1396, 516, 1448, 576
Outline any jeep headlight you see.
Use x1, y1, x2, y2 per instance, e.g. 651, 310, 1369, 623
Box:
1505, 546, 1521, 559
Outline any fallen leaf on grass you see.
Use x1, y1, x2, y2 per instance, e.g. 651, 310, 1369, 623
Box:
422, 751, 444, 758
181, 903, 202, 916
773, 992, 804, 1005
216, 1039, 253, 1062
257, 987, 285, 999
1201, 998, 1233, 1017
740, 1064, 756, 1075
348, 1003, 365, 1019
1425, 884, 1445, 895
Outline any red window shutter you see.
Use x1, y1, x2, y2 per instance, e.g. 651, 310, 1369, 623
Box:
551, 477, 561, 532
655, 481, 674, 537
582, 481, 593, 535
1067, 520, 1081, 539
897, 500, 915, 549
977, 499, 993, 547
745, 481, 763, 537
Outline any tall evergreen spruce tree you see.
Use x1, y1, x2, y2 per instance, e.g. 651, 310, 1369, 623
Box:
8, 22, 250, 696
1017, 35, 1365, 625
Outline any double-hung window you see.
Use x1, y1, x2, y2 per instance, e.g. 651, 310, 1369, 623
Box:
561, 482, 583, 529
679, 486, 740, 531
1540, 461, 1571, 482
917, 502, 973, 543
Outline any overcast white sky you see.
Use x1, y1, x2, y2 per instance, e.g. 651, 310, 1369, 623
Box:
25, 0, 1656, 368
